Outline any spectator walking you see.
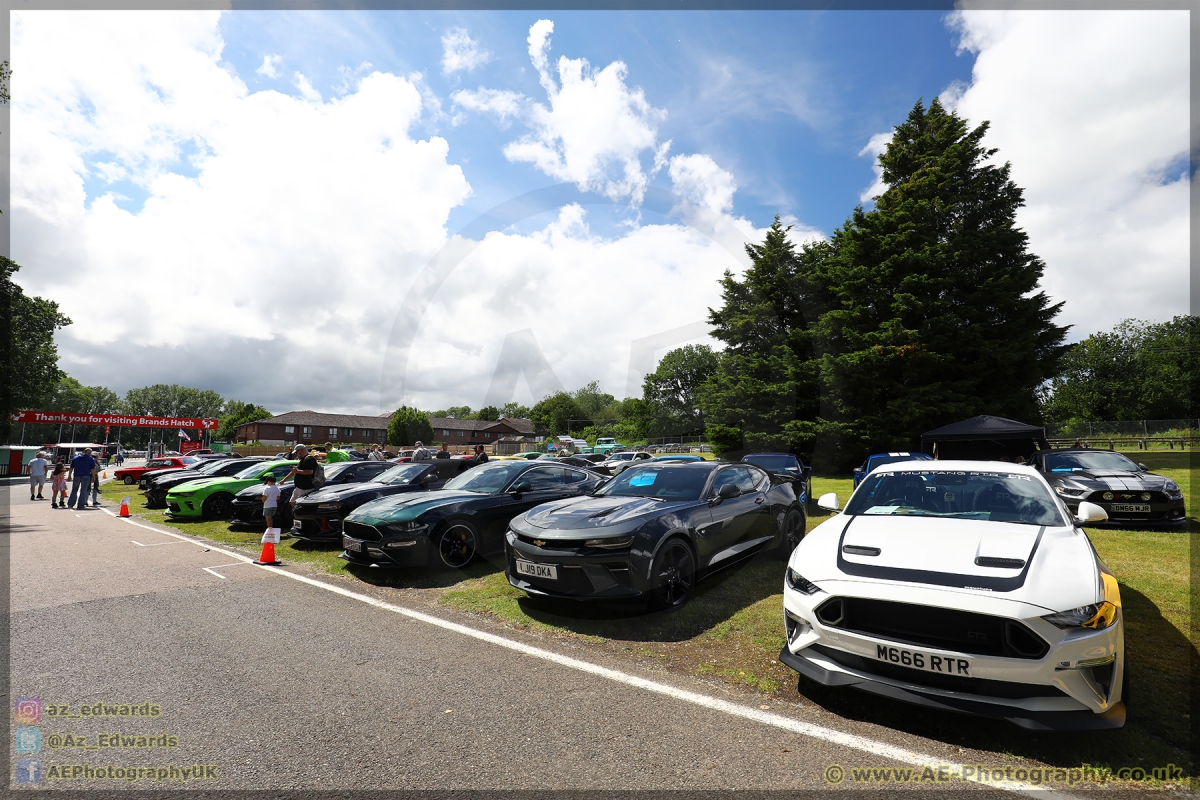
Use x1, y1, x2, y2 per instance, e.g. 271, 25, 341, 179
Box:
262, 473, 282, 532
28, 451, 48, 501
90, 460, 102, 506
412, 441, 432, 462
50, 462, 68, 508
473, 445, 489, 464
68, 448, 97, 510
284, 445, 319, 507
325, 442, 350, 463
115, 450, 125, 466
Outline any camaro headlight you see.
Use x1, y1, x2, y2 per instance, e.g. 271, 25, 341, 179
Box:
1165, 480, 1183, 500
584, 536, 633, 548
786, 568, 821, 595
317, 502, 341, 510
1043, 601, 1118, 630
173, 492, 195, 497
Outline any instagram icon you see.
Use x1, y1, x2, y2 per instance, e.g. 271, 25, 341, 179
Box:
14, 698, 41, 724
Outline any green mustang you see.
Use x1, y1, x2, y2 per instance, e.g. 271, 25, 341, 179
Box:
166, 460, 297, 520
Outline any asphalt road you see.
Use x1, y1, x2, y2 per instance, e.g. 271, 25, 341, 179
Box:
7, 485, 1046, 793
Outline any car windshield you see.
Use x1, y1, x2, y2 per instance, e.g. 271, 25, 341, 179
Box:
596, 466, 710, 500
743, 454, 800, 472
1044, 451, 1139, 473
376, 464, 429, 485
197, 460, 233, 474
443, 462, 529, 494
845, 470, 1064, 526
611, 452, 635, 461
234, 463, 275, 479
181, 457, 199, 464
866, 454, 929, 471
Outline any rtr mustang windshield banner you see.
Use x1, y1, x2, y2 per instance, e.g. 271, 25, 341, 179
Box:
10, 412, 218, 430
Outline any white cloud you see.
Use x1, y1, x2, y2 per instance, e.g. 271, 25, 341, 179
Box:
856, 131, 891, 203
944, 9, 1189, 339
502, 19, 667, 203
256, 53, 281, 79
292, 71, 322, 103
12, 10, 472, 412
441, 27, 491, 75
451, 87, 524, 126
668, 154, 736, 215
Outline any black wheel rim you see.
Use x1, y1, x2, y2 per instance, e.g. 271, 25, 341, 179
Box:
209, 496, 231, 518
654, 543, 695, 608
439, 525, 475, 568
785, 513, 804, 553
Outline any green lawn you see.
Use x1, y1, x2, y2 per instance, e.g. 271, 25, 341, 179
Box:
101, 460, 1196, 782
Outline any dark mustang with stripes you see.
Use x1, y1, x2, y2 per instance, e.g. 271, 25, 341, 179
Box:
1029, 448, 1185, 527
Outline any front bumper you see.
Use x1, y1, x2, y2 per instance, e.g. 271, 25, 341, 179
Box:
780, 582, 1125, 731
1063, 498, 1186, 527
290, 510, 344, 541
164, 497, 203, 518
504, 530, 643, 600
339, 522, 431, 567
229, 499, 286, 526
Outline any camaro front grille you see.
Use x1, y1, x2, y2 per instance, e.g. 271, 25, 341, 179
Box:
809, 645, 1066, 699
343, 520, 383, 542
814, 597, 1049, 660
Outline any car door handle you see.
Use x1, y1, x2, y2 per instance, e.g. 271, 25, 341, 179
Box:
754, 496, 765, 504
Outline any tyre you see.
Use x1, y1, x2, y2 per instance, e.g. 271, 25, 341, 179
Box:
201, 493, 234, 519
648, 537, 696, 611
779, 509, 805, 560
123, 476, 135, 485
436, 520, 478, 569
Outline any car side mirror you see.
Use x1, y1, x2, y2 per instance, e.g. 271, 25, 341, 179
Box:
511, 480, 532, 495
817, 493, 840, 512
717, 483, 740, 499
1137, 463, 1148, 471
1074, 501, 1108, 526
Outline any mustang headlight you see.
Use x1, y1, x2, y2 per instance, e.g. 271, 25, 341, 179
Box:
1054, 482, 1090, 499
385, 520, 427, 534
1165, 480, 1183, 500
1043, 601, 1118, 630
584, 536, 633, 549
786, 568, 821, 595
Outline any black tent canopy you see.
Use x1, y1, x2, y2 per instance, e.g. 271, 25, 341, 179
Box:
920, 415, 1049, 461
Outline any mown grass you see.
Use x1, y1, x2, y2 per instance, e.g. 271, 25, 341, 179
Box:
101, 461, 1196, 782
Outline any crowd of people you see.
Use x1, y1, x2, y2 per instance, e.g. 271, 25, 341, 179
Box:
26, 447, 102, 509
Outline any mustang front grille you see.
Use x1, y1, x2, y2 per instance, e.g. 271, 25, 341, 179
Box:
343, 520, 383, 542
814, 597, 1049, 660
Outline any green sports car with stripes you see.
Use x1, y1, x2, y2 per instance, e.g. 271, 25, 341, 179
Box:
165, 460, 297, 520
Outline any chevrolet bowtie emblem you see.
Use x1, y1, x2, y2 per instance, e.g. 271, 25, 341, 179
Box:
533, 540, 546, 547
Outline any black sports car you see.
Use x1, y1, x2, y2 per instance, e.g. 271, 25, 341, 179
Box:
143, 458, 271, 507
228, 460, 396, 529
1030, 448, 1186, 526
340, 460, 604, 569
505, 461, 806, 609
740, 452, 811, 505
290, 460, 473, 542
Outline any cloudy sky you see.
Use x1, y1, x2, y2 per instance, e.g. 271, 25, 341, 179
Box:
11, 9, 1189, 415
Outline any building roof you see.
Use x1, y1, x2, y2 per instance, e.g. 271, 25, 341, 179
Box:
241, 410, 536, 435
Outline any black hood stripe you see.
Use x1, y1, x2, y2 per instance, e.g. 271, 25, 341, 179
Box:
835, 517, 1045, 592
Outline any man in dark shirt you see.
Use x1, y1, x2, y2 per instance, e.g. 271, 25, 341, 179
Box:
68, 448, 97, 510
284, 445, 318, 507
436, 444, 451, 459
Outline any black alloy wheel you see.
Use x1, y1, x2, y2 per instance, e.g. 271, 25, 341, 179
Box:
202, 493, 234, 519
780, 509, 805, 559
437, 521, 478, 569
649, 538, 696, 611
123, 476, 136, 485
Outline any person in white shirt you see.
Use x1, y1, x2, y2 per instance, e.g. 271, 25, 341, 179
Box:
412, 441, 432, 462
28, 452, 48, 501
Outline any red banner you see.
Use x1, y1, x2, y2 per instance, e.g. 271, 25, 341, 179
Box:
10, 411, 218, 430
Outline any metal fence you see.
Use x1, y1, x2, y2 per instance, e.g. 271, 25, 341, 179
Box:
1045, 419, 1197, 439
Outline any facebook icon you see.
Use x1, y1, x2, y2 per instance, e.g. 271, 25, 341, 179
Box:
15, 758, 41, 784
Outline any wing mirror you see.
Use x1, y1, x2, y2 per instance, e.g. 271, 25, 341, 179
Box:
817, 492, 840, 512
1137, 463, 1148, 471
511, 480, 532, 496
709, 483, 740, 505
1074, 501, 1109, 526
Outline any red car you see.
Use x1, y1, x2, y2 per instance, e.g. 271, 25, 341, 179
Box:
113, 456, 200, 485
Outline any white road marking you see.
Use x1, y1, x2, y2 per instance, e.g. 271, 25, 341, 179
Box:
202, 562, 251, 579
102, 512, 1078, 799
202, 567, 227, 579
131, 540, 183, 547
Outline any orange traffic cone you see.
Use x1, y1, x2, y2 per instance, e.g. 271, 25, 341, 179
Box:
255, 527, 281, 565
119, 497, 131, 517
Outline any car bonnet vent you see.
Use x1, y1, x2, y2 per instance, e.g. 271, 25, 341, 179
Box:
975, 556, 1026, 569
589, 506, 622, 519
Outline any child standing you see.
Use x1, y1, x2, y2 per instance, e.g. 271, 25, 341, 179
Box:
50, 462, 68, 508
262, 474, 282, 534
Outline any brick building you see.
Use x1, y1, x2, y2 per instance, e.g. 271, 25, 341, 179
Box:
235, 410, 537, 448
